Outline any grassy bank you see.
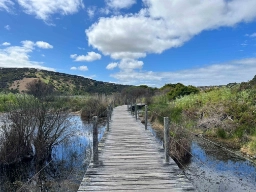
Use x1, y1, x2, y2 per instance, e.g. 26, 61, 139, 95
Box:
148, 84, 256, 157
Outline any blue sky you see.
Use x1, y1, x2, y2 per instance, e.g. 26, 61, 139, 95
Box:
1, 0, 256, 87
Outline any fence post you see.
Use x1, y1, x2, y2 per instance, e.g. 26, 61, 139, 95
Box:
164, 117, 169, 163
145, 105, 148, 130
107, 106, 110, 132
93, 116, 98, 164
109, 105, 112, 120
135, 104, 138, 120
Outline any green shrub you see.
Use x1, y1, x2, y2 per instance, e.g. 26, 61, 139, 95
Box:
217, 128, 227, 139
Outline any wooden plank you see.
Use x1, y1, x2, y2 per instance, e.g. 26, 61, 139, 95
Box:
78, 105, 196, 191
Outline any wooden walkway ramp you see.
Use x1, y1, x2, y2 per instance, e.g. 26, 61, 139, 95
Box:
78, 105, 196, 191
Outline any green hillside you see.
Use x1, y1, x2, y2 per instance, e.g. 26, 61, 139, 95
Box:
0, 68, 130, 94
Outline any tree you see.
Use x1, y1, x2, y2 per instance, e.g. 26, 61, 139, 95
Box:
0, 95, 71, 168
26, 79, 54, 98
160, 83, 199, 100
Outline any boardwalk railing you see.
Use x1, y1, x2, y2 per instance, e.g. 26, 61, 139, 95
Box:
92, 104, 171, 164
92, 105, 113, 165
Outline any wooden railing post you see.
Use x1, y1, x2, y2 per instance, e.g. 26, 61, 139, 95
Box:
107, 106, 110, 132
135, 104, 138, 120
145, 105, 148, 130
93, 116, 98, 163
164, 117, 169, 163
109, 105, 112, 120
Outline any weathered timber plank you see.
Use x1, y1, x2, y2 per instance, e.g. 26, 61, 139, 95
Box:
78, 105, 196, 191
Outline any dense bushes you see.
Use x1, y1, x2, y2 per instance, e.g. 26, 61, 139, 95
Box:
0, 93, 17, 112
160, 83, 199, 101
149, 82, 256, 155
0, 95, 71, 166
80, 98, 108, 120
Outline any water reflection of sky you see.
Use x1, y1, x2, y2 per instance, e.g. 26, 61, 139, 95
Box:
52, 115, 106, 166
146, 123, 256, 191
189, 141, 256, 191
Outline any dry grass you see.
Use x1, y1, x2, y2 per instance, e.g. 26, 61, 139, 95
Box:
9, 78, 38, 92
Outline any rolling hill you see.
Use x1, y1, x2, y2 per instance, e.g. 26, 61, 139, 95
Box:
0, 68, 130, 95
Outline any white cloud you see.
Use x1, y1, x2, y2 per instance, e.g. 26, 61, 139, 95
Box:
118, 59, 143, 71
21, 40, 35, 49
87, 0, 256, 61
111, 52, 146, 60
87, 6, 96, 18
0, 41, 54, 70
110, 58, 256, 87
35, 41, 53, 49
71, 52, 101, 62
70, 65, 89, 71
0, 0, 14, 12
16, 0, 84, 22
99, 7, 110, 15
70, 54, 77, 59
107, 59, 143, 71
106, 0, 136, 9
4, 25, 10, 30
78, 65, 88, 71
2, 42, 11, 46
106, 62, 118, 70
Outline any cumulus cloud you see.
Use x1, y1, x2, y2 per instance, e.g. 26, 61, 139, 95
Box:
106, 62, 118, 70
0, 41, 54, 70
78, 65, 88, 71
107, 59, 143, 71
16, 0, 84, 22
71, 51, 101, 62
2, 42, 11, 46
35, 41, 53, 49
111, 52, 146, 60
106, 0, 136, 9
0, 0, 14, 12
111, 58, 256, 87
70, 54, 77, 59
70, 66, 88, 71
87, 0, 256, 61
118, 59, 143, 71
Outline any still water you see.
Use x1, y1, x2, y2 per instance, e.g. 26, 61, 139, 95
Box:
147, 125, 256, 192
0, 115, 106, 191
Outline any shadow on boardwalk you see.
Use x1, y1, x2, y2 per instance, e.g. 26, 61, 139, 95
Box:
78, 105, 196, 192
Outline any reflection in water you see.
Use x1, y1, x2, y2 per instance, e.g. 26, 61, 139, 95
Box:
186, 140, 256, 192
0, 115, 106, 191
147, 124, 256, 192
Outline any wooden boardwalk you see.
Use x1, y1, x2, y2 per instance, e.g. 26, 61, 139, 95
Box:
78, 105, 196, 191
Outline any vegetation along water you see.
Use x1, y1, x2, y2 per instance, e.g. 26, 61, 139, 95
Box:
1, 68, 256, 191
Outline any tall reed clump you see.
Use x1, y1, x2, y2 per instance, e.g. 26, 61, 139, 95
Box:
80, 96, 108, 121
